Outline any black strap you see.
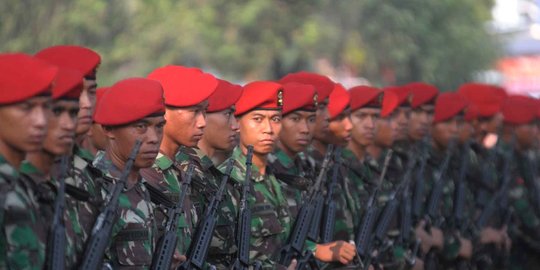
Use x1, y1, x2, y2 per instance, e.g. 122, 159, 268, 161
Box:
143, 182, 174, 208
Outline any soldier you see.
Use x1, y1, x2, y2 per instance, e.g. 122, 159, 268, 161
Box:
81, 87, 109, 156
267, 82, 357, 266
0, 53, 57, 269
420, 92, 473, 269
500, 96, 539, 270
20, 66, 86, 268
218, 81, 294, 269
35, 45, 103, 235
142, 65, 217, 262
91, 77, 165, 268
406, 82, 438, 143
179, 78, 243, 268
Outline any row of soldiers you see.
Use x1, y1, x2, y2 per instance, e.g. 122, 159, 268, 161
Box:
1, 45, 540, 270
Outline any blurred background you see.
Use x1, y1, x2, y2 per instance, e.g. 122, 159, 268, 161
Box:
2, 0, 540, 94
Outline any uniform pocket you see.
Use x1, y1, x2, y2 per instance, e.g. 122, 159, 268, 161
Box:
250, 203, 284, 238
114, 223, 152, 266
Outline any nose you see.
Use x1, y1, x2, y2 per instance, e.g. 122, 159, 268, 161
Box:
196, 111, 206, 129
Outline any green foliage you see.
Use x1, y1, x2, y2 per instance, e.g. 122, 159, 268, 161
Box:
1, 0, 498, 89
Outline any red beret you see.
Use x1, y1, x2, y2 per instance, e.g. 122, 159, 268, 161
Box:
52, 67, 84, 100
458, 83, 507, 117
381, 91, 401, 117
405, 82, 439, 108
433, 92, 468, 123
281, 82, 317, 115
207, 79, 243, 113
147, 65, 217, 107
235, 81, 283, 116
279, 72, 334, 103
0, 53, 58, 104
94, 78, 165, 126
349, 85, 382, 111
502, 95, 537, 125
92, 87, 109, 119
383, 86, 411, 107
327, 83, 350, 120
35, 45, 101, 78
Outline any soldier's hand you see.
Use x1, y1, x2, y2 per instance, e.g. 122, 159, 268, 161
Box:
315, 241, 356, 264
171, 252, 187, 269
479, 227, 504, 245
458, 237, 473, 259
415, 221, 432, 253
286, 259, 297, 270
430, 227, 444, 250
412, 257, 424, 270
501, 226, 512, 252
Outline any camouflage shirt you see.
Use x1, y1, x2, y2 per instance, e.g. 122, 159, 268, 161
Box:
139, 151, 197, 256
176, 146, 238, 268
219, 147, 292, 270
93, 152, 157, 269
20, 161, 86, 268
0, 154, 45, 269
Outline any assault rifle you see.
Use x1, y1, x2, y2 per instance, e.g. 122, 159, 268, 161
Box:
320, 147, 343, 243
178, 160, 234, 270
278, 145, 334, 269
80, 140, 142, 270
231, 146, 261, 270
307, 145, 334, 243
354, 150, 393, 269
151, 163, 195, 270
46, 155, 70, 270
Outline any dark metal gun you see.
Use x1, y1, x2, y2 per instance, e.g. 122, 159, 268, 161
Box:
80, 140, 142, 270
320, 147, 343, 243
307, 145, 334, 243
231, 146, 261, 270
178, 160, 234, 270
151, 163, 195, 270
46, 155, 69, 270
278, 145, 334, 269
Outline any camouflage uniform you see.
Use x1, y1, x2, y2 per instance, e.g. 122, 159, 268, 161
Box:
20, 161, 86, 268
93, 152, 157, 269
508, 149, 540, 270
0, 154, 45, 269
219, 147, 292, 269
175, 146, 238, 268
139, 151, 197, 256
304, 145, 355, 242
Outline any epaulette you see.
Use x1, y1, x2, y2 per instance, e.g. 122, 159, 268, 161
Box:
143, 182, 174, 208
274, 173, 311, 191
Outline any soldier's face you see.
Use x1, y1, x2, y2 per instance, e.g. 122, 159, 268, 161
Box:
314, 101, 330, 142
201, 107, 239, 152
374, 117, 395, 148
394, 107, 411, 141
0, 96, 51, 156
432, 116, 462, 149
88, 123, 107, 151
458, 121, 475, 145
279, 110, 316, 154
42, 100, 79, 155
408, 105, 433, 142
514, 122, 538, 150
328, 109, 352, 146
164, 101, 208, 148
76, 79, 97, 136
105, 116, 165, 169
350, 107, 380, 147
238, 110, 282, 156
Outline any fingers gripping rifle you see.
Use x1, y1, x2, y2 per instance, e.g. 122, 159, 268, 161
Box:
80, 140, 142, 270
46, 155, 70, 270
277, 145, 334, 269
231, 146, 262, 270
178, 159, 234, 270
353, 150, 393, 268
151, 163, 195, 270
321, 147, 344, 243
